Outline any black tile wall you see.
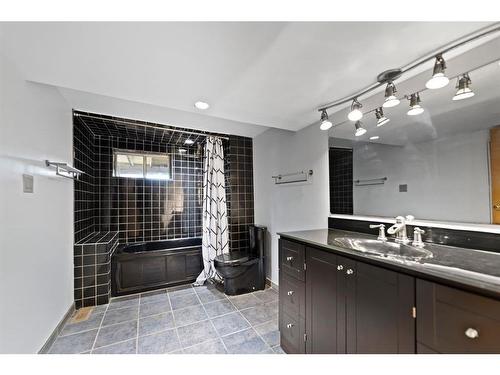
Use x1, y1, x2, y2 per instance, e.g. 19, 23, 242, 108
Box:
329, 147, 353, 215
73, 110, 255, 254
74, 232, 118, 308
225, 136, 255, 252
74, 118, 97, 242
95, 136, 203, 243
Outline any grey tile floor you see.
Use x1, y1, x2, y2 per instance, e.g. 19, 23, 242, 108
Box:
49, 284, 285, 354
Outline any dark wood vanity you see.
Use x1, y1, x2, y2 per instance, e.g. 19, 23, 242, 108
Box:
278, 235, 500, 354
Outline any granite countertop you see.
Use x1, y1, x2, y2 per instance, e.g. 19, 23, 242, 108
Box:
278, 228, 500, 300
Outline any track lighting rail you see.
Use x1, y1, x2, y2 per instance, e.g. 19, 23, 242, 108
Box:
317, 23, 500, 113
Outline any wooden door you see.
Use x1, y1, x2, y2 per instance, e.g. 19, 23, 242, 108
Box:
305, 247, 339, 353
346, 261, 416, 354
490, 128, 500, 223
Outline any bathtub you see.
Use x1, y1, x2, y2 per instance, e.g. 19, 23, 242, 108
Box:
112, 238, 202, 296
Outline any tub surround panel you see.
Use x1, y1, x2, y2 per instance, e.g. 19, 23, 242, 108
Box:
74, 232, 119, 308
329, 217, 500, 253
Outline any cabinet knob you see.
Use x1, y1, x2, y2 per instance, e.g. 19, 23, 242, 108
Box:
287, 290, 294, 296
346, 268, 354, 275
337, 265, 344, 271
286, 256, 294, 262
286, 323, 294, 329
465, 328, 479, 339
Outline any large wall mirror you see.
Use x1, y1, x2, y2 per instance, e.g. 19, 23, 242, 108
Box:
328, 37, 500, 224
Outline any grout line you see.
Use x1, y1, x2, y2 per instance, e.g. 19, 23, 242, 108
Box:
135, 293, 140, 354
167, 286, 183, 352
90, 302, 110, 353
192, 284, 228, 352
225, 292, 274, 352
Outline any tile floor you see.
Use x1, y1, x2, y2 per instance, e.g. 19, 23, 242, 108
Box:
48, 284, 285, 354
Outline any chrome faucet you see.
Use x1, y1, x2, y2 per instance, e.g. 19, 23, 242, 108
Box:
369, 224, 387, 241
387, 215, 413, 244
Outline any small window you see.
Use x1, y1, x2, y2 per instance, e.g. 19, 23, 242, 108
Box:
113, 150, 171, 180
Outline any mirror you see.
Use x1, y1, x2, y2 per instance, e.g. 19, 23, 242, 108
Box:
328, 42, 500, 225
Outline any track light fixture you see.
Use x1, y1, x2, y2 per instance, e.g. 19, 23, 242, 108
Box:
426, 54, 450, 90
407, 93, 424, 116
452, 73, 475, 101
375, 107, 390, 126
383, 82, 400, 108
354, 121, 367, 136
319, 110, 333, 130
348, 98, 363, 121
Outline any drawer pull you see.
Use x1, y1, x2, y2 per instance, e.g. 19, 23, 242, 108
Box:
287, 290, 294, 296
286, 323, 294, 329
465, 328, 479, 339
337, 265, 344, 271
346, 268, 354, 275
286, 256, 294, 262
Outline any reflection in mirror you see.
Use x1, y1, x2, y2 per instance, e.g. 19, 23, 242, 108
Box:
328, 56, 500, 224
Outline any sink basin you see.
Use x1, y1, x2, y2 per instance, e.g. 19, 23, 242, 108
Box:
332, 237, 433, 261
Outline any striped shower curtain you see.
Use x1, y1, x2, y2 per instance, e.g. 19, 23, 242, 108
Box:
194, 136, 229, 285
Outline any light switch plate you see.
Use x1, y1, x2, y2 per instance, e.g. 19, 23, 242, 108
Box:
23, 174, 34, 193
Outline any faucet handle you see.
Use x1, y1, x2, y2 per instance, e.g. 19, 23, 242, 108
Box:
406, 215, 415, 221
370, 224, 387, 241
412, 227, 425, 247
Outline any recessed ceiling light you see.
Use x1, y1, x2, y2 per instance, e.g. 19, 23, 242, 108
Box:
370, 136, 380, 140
184, 139, 194, 145
194, 101, 210, 110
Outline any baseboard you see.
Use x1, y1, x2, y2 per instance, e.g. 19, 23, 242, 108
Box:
38, 302, 75, 354
266, 277, 279, 291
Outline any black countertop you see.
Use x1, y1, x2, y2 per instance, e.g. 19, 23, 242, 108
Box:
278, 228, 500, 300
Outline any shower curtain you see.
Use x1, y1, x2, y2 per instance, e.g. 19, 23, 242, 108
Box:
194, 136, 229, 285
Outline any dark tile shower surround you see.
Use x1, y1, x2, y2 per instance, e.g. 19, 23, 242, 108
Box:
73, 111, 255, 305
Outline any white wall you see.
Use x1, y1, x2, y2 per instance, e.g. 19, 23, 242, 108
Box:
352, 129, 491, 223
0, 52, 74, 353
253, 124, 329, 284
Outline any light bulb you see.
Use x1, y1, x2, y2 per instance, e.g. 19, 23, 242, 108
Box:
375, 107, 390, 127
348, 98, 363, 121
407, 93, 424, 116
383, 82, 400, 108
319, 110, 333, 130
452, 73, 475, 101
426, 55, 449, 89
354, 121, 366, 136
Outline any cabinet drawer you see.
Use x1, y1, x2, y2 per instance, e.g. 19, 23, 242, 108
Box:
280, 273, 305, 318
417, 279, 500, 353
279, 239, 305, 281
280, 311, 305, 354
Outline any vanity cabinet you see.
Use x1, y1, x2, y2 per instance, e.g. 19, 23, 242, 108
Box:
279, 239, 415, 354
416, 279, 500, 353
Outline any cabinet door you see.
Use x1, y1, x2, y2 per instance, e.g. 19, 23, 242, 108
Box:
345, 261, 416, 353
417, 279, 500, 353
305, 247, 338, 354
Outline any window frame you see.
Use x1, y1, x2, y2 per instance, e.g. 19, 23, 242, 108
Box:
112, 149, 172, 181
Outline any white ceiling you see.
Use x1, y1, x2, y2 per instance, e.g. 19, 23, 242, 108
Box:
0, 22, 494, 135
